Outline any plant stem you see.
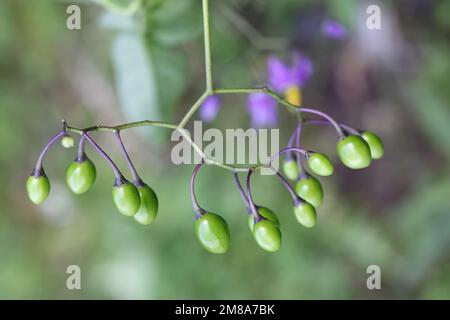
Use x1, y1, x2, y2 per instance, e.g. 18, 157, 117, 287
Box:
190, 161, 204, 217
76, 135, 87, 162
114, 131, 142, 185
177, 91, 209, 129
83, 133, 123, 183
295, 122, 307, 179
33, 130, 65, 177
275, 171, 299, 205
202, 0, 213, 93
305, 119, 360, 135
246, 169, 261, 221
233, 172, 251, 214
267, 147, 308, 167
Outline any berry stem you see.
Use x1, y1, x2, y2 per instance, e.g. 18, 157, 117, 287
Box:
190, 161, 205, 218
114, 131, 142, 185
299, 108, 345, 137
285, 129, 297, 161
305, 119, 360, 135
83, 133, 124, 183
233, 172, 251, 214
267, 146, 309, 167
274, 170, 300, 206
295, 122, 307, 179
33, 130, 66, 177
246, 169, 261, 221
76, 135, 87, 162
202, 0, 213, 94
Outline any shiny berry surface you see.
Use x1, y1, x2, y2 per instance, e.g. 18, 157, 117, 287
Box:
66, 159, 96, 194
253, 220, 282, 252
112, 182, 141, 216
295, 176, 323, 208
194, 212, 230, 254
294, 202, 317, 228
26, 174, 50, 205
247, 206, 279, 231
307, 153, 334, 176
362, 131, 384, 160
134, 184, 158, 225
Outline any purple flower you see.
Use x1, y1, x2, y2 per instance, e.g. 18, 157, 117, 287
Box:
247, 92, 278, 128
267, 53, 313, 92
321, 19, 347, 40
199, 95, 221, 122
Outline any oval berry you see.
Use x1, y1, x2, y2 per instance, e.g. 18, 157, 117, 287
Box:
283, 159, 299, 180
112, 181, 141, 216
294, 202, 317, 228
253, 220, 282, 252
295, 176, 323, 208
66, 159, 96, 194
362, 131, 384, 160
337, 135, 372, 169
134, 184, 158, 225
247, 206, 279, 232
307, 153, 334, 176
194, 212, 230, 254
26, 173, 50, 205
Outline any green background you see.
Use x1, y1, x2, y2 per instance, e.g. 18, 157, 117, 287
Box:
1, 0, 449, 299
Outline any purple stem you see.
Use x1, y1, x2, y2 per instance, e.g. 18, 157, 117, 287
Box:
83, 133, 124, 184
114, 131, 142, 185
275, 171, 300, 206
233, 172, 251, 214
285, 130, 297, 161
299, 108, 345, 138
305, 119, 360, 135
246, 170, 261, 221
190, 161, 204, 218
33, 130, 66, 177
295, 122, 307, 179
76, 135, 87, 162
268, 147, 309, 167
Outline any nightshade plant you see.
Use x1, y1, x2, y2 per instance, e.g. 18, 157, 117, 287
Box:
26, 0, 384, 254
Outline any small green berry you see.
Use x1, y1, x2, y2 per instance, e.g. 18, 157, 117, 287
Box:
195, 212, 230, 254
337, 135, 372, 169
247, 206, 279, 232
295, 176, 323, 208
134, 183, 158, 225
362, 131, 384, 160
307, 153, 334, 176
282, 159, 299, 180
26, 172, 51, 205
253, 220, 282, 252
294, 202, 317, 228
112, 181, 141, 216
61, 135, 74, 148
66, 158, 96, 194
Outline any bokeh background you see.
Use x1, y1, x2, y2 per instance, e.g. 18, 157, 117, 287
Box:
1, 0, 449, 299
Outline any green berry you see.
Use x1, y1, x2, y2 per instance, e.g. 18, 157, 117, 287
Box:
66, 159, 96, 194
61, 136, 74, 148
194, 212, 230, 254
282, 159, 298, 180
295, 176, 323, 208
362, 131, 384, 160
307, 153, 334, 176
247, 206, 279, 232
337, 135, 372, 169
134, 184, 158, 225
253, 220, 282, 252
112, 181, 141, 216
294, 202, 317, 228
26, 173, 50, 205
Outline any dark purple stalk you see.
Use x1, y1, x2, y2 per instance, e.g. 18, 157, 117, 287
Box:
246, 170, 261, 221
299, 108, 345, 138
233, 172, 251, 214
114, 131, 142, 186
305, 119, 360, 135
76, 135, 87, 162
267, 147, 308, 167
83, 133, 124, 184
33, 130, 66, 177
285, 129, 297, 161
275, 171, 300, 207
190, 161, 204, 218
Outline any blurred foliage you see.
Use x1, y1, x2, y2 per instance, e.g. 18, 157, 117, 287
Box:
0, 0, 449, 299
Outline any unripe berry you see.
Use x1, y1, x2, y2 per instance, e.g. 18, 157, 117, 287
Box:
112, 181, 141, 216
61, 135, 74, 148
26, 172, 50, 205
307, 153, 334, 176
294, 202, 317, 228
66, 158, 96, 194
361, 131, 384, 160
282, 159, 299, 180
134, 183, 158, 225
337, 135, 372, 169
295, 176, 323, 208
253, 220, 282, 252
194, 212, 230, 254
247, 206, 279, 232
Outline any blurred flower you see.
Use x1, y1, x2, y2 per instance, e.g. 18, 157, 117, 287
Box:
321, 19, 347, 40
199, 95, 221, 122
267, 53, 313, 106
247, 92, 278, 128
